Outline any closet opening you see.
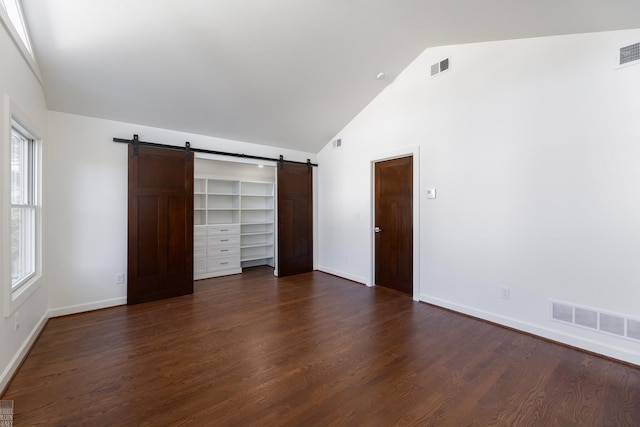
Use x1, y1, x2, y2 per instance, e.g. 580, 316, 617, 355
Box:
194, 155, 277, 281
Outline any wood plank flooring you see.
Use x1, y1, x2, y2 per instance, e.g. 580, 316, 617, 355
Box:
3, 267, 639, 426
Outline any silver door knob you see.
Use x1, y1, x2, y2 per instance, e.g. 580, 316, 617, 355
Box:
374, 227, 382, 233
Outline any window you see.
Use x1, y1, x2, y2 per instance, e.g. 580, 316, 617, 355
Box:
10, 125, 36, 290
0, 0, 33, 57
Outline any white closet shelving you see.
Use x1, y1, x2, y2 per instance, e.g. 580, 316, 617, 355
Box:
194, 177, 274, 279
240, 181, 275, 268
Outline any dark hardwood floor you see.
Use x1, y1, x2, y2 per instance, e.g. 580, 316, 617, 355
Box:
3, 266, 639, 426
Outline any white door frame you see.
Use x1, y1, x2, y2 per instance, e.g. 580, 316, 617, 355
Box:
369, 145, 420, 301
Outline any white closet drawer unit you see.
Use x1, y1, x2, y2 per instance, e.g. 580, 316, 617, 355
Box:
194, 257, 206, 275
207, 224, 239, 235
207, 255, 241, 272
194, 247, 207, 258
194, 235, 206, 249
193, 226, 207, 276
207, 234, 240, 246
207, 246, 240, 257
203, 223, 241, 277
194, 226, 206, 247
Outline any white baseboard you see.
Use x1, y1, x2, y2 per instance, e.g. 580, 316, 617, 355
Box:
421, 294, 640, 366
48, 297, 127, 318
0, 310, 49, 394
316, 266, 366, 285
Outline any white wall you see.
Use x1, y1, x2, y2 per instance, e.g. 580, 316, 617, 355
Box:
0, 19, 48, 392
46, 111, 317, 316
317, 29, 640, 364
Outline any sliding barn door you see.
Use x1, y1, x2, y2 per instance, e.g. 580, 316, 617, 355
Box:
128, 145, 194, 304
277, 163, 313, 277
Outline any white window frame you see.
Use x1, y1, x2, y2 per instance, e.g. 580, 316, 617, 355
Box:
3, 97, 43, 317
10, 124, 36, 290
0, 0, 32, 57
0, 0, 42, 82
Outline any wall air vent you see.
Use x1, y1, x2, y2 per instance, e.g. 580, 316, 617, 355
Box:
628, 319, 640, 341
574, 307, 598, 329
332, 138, 342, 149
430, 57, 450, 78
599, 313, 625, 336
551, 301, 573, 323
550, 300, 640, 342
616, 42, 640, 69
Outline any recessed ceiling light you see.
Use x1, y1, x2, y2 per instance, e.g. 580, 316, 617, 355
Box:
376, 72, 385, 80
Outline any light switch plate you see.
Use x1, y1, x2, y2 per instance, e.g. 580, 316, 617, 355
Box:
426, 188, 436, 199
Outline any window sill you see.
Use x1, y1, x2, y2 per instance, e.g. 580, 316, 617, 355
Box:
4, 272, 42, 317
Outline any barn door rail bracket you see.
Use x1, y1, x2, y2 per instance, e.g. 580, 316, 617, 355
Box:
113, 135, 318, 167
133, 134, 139, 155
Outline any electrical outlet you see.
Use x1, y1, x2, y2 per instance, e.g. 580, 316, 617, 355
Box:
500, 287, 511, 300
115, 273, 125, 284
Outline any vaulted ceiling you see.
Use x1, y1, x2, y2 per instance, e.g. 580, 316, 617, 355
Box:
22, 0, 640, 153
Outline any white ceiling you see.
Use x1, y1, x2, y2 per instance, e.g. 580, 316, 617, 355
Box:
22, 0, 640, 153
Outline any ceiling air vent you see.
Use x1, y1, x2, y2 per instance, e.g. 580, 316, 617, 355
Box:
616, 42, 640, 69
332, 138, 342, 149
430, 57, 450, 78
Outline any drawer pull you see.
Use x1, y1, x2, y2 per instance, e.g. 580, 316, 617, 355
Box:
220, 229, 228, 232
221, 249, 228, 252
220, 262, 228, 265
220, 239, 229, 242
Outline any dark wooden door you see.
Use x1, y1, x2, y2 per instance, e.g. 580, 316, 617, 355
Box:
128, 144, 194, 304
375, 156, 413, 294
277, 163, 313, 277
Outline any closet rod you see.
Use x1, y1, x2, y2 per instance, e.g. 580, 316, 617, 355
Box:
113, 135, 318, 167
